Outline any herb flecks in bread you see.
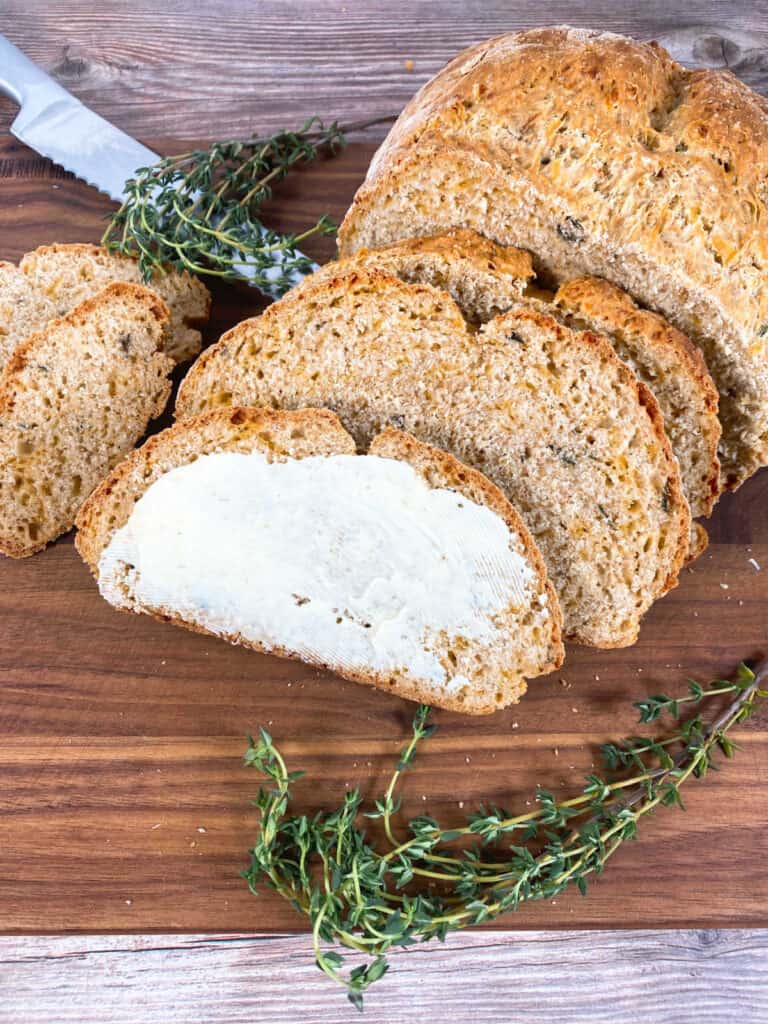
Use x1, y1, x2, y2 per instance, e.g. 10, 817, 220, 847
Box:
0, 282, 173, 558
76, 407, 563, 714
335, 229, 535, 322
176, 265, 690, 648
338, 27, 768, 489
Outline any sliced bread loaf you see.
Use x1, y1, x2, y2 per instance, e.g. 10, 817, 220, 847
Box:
338, 27, 768, 489
1, 244, 210, 365
343, 231, 721, 522
0, 282, 173, 558
76, 407, 563, 714
176, 265, 690, 648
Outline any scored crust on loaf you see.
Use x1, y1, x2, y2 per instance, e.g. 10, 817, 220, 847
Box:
176, 265, 690, 648
338, 27, 768, 489
346, 231, 721, 523
0, 282, 173, 558
3, 243, 211, 364
75, 406, 564, 715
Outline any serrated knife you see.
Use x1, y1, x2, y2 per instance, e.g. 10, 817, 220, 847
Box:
0, 33, 316, 292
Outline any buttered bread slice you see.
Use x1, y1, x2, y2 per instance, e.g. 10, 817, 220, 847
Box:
0, 244, 210, 366
76, 407, 563, 714
176, 265, 690, 648
0, 282, 173, 557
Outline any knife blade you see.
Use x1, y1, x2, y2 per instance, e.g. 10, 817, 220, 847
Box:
0, 33, 158, 202
0, 33, 317, 294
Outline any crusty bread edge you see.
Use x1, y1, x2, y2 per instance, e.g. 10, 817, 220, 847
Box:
553, 276, 722, 518
488, 304, 692, 613
175, 265, 471, 418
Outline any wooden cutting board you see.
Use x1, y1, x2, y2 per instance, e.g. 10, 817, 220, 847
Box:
0, 135, 766, 934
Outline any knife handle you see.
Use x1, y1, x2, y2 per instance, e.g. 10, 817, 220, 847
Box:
0, 33, 57, 107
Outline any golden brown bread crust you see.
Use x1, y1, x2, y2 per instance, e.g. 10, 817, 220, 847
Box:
339, 27, 768, 489
497, 302, 691, 607
76, 407, 563, 715
354, 229, 535, 283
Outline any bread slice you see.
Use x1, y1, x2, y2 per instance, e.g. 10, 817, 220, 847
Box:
0, 282, 173, 558
333, 229, 535, 322
1, 243, 211, 364
0, 260, 58, 370
550, 277, 721, 520
338, 27, 768, 490
75, 406, 563, 714
346, 231, 721, 522
176, 265, 690, 648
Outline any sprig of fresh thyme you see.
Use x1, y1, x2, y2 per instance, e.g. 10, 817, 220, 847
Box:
102, 116, 393, 296
243, 660, 767, 1010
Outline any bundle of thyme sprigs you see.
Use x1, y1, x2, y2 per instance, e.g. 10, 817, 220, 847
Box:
243, 660, 767, 1010
102, 116, 391, 297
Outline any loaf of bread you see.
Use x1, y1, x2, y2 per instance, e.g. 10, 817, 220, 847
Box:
338, 27, 768, 490
0, 244, 210, 365
76, 407, 563, 714
0, 282, 173, 557
176, 264, 690, 648
345, 230, 721, 522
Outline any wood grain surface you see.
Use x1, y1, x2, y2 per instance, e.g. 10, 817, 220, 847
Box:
3, 929, 767, 1024
0, 8, 767, 1019
2, 1, 768, 140
0, 131, 766, 935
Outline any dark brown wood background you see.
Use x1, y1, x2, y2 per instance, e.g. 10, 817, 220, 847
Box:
0, 3, 767, 1020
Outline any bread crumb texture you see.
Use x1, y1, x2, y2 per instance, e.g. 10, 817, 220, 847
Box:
0, 243, 210, 365
343, 230, 721, 522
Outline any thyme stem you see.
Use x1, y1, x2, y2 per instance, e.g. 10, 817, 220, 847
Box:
243, 660, 766, 1010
